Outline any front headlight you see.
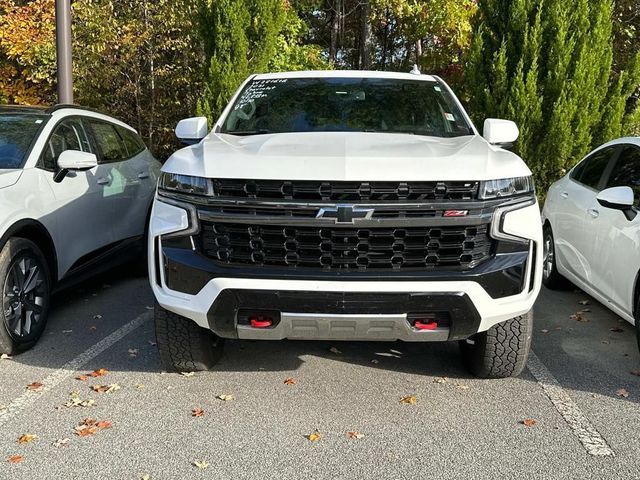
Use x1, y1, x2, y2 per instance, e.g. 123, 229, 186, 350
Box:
158, 172, 212, 196
479, 176, 534, 200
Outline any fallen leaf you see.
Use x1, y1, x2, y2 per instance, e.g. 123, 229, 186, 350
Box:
7, 455, 23, 464
540, 329, 549, 334
570, 312, 588, 322
91, 384, 121, 394
347, 431, 364, 439
329, 346, 342, 354
26, 382, 44, 392
284, 377, 297, 385
75, 425, 97, 437
433, 377, 448, 384
136, 384, 145, 389
141, 475, 150, 480
88, 368, 109, 378
180, 372, 195, 377
76, 375, 88, 381
80, 418, 97, 426
217, 394, 234, 401
192, 408, 205, 417
521, 419, 537, 427
578, 300, 589, 306
1, 353, 12, 360
456, 384, 470, 390
52, 438, 70, 448
610, 327, 624, 333
400, 395, 417, 405
616, 388, 630, 398
370, 359, 379, 364
95, 421, 112, 429
17, 434, 37, 444
580, 308, 591, 313
631, 370, 640, 377
128, 348, 139, 357
193, 460, 209, 470
307, 432, 321, 442
64, 393, 95, 408
94, 314, 103, 320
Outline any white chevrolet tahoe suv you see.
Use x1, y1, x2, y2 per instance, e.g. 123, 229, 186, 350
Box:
149, 70, 543, 378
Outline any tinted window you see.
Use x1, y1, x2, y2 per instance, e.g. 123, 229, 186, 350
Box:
606, 146, 640, 205
41, 118, 92, 170
221, 77, 473, 137
88, 121, 128, 163
572, 147, 616, 190
0, 114, 48, 169
116, 126, 145, 157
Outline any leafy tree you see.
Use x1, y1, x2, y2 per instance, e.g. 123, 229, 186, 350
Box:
465, 0, 640, 191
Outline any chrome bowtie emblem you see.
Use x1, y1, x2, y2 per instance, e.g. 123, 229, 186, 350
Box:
316, 204, 375, 224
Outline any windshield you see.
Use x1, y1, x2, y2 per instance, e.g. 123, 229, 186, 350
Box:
221, 77, 474, 137
0, 113, 48, 169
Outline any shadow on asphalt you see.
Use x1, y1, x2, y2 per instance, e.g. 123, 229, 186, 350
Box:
9, 265, 640, 404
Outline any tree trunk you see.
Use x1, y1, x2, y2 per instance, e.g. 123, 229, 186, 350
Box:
415, 39, 423, 66
359, 0, 372, 69
329, 0, 340, 64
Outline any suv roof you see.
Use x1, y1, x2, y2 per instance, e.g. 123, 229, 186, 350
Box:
253, 70, 438, 82
0, 105, 48, 115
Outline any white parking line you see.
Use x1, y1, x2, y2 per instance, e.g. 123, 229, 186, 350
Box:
527, 351, 615, 457
0, 311, 151, 428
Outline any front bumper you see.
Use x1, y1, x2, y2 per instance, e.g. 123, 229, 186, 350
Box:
148, 196, 543, 341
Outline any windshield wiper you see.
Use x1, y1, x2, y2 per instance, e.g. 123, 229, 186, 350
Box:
224, 129, 272, 136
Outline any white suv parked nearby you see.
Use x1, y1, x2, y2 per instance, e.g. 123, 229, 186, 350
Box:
149, 70, 543, 378
0, 105, 161, 354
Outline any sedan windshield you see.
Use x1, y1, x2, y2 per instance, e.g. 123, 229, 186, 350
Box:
0, 114, 48, 169
221, 77, 474, 137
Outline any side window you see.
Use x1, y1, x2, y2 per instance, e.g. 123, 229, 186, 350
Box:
605, 146, 640, 206
41, 118, 92, 171
116, 126, 145, 157
87, 120, 128, 163
571, 147, 616, 191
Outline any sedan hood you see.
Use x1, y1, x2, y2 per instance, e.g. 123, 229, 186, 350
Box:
163, 132, 531, 181
0, 169, 23, 190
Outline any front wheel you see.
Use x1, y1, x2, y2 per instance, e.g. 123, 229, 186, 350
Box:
542, 226, 566, 289
0, 238, 51, 355
460, 310, 533, 379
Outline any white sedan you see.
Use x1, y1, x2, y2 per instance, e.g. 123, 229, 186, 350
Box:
542, 137, 640, 349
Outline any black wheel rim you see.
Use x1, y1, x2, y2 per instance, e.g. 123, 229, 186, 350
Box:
543, 234, 554, 280
3, 255, 47, 338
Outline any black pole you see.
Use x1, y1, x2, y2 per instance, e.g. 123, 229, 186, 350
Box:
55, 0, 73, 104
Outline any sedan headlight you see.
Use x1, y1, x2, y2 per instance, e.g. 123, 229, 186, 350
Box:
479, 176, 534, 200
158, 172, 212, 196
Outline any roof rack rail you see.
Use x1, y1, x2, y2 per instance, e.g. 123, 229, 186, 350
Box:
44, 104, 101, 114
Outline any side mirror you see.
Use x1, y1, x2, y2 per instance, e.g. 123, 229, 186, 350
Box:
597, 186, 637, 220
176, 117, 208, 145
483, 119, 519, 147
55, 150, 98, 183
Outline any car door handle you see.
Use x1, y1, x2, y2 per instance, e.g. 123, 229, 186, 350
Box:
97, 177, 110, 185
587, 208, 600, 218
138, 172, 150, 180
561, 192, 569, 199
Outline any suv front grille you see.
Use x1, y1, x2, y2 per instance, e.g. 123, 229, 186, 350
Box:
211, 179, 479, 202
199, 222, 492, 271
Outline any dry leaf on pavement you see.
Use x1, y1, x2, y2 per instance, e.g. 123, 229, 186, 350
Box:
284, 377, 297, 385
631, 370, 640, 377
180, 372, 195, 377
128, 349, 138, 357
52, 438, 70, 448
88, 368, 109, 378
26, 382, 44, 392
17, 434, 37, 444
400, 395, 417, 405
76, 375, 88, 381
64, 393, 96, 408
1, 353, 12, 360
192, 408, 205, 417
7, 455, 23, 464
521, 419, 537, 427
307, 432, 321, 442
329, 346, 342, 354
616, 388, 630, 398
578, 300, 589, 306
91, 384, 121, 394
217, 394, 234, 401
347, 431, 364, 439
193, 460, 209, 470
433, 377, 448, 384
95, 421, 112, 429
570, 312, 588, 322
75, 425, 98, 437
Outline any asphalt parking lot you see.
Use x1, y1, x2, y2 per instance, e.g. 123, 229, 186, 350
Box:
0, 267, 639, 480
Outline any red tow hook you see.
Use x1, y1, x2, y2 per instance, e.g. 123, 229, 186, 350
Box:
250, 317, 273, 328
414, 320, 438, 331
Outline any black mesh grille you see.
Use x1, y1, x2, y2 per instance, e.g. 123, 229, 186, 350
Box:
199, 222, 492, 271
211, 179, 479, 202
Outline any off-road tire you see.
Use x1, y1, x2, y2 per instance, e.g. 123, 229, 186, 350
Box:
542, 225, 567, 290
460, 310, 533, 379
155, 302, 224, 372
0, 238, 51, 355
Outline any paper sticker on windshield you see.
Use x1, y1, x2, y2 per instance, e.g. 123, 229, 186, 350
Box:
35, 119, 43, 124
434, 86, 442, 92
445, 113, 455, 122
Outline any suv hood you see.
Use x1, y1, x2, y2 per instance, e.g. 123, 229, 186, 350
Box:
164, 132, 531, 181
0, 169, 22, 190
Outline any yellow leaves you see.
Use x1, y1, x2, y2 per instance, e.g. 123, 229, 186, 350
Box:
193, 460, 209, 470
521, 419, 537, 427
17, 434, 37, 444
26, 382, 44, 392
217, 394, 234, 402
192, 408, 205, 417
400, 395, 417, 405
64, 392, 96, 408
307, 432, 321, 442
